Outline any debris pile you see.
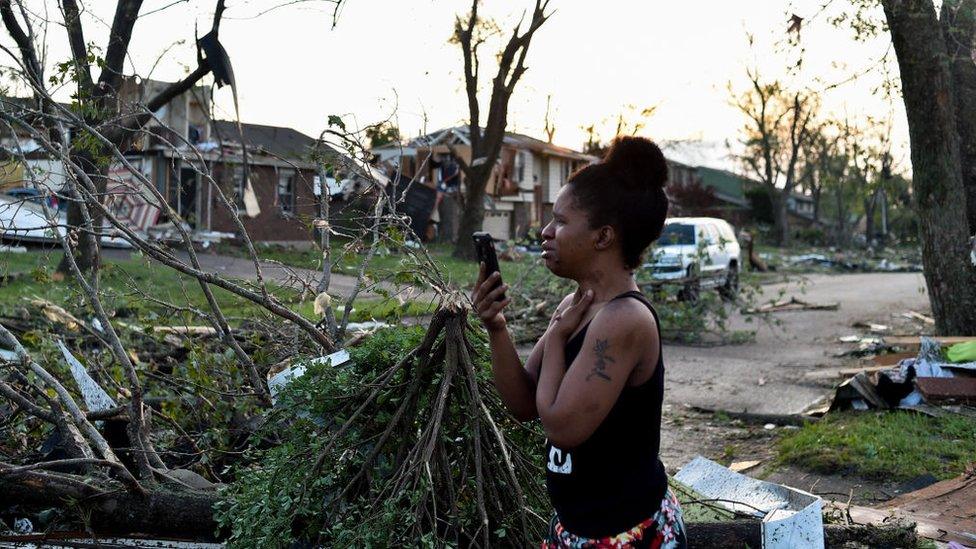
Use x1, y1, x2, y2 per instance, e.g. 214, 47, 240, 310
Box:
758, 246, 923, 273
827, 335, 976, 413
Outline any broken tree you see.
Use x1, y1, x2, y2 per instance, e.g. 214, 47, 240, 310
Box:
0, 0, 235, 274
450, 0, 551, 260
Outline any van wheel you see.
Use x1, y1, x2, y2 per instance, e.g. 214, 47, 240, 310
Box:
719, 263, 739, 301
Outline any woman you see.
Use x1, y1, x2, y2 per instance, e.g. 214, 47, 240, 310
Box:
471, 136, 686, 548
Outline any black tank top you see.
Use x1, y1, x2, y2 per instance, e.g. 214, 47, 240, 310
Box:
544, 290, 668, 538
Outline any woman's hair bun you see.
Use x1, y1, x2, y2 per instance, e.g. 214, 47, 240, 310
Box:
602, 136, 668, 190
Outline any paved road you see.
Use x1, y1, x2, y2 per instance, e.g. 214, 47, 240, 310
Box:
663, 272, 930, 414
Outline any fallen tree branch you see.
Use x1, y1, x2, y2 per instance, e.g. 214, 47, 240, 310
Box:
0, 474, 219, 540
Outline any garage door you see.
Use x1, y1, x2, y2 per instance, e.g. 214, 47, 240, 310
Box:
482, 211, 511, 241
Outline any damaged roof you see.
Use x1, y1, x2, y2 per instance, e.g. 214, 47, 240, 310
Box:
402, 125, 596, 162
211, 120, 318, 161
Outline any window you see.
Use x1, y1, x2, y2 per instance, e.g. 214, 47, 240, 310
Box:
515, 152, 526, 182
562, 159, 571, 182
657, 223, 695, 246
277, 169, 295, 213
233, 165, 246, 209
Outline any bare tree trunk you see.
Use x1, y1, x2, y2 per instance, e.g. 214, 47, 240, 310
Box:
58, 150, 106, 273
942, 0, 976, 233
448, 0, 551, 260
772, 190, 791, 246
864, 189, 878, 245
883, 0, 976, 336
454, 166, 491, 258
812, 186, 822, 224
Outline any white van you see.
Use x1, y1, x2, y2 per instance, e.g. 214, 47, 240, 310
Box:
642, 217, 741, 300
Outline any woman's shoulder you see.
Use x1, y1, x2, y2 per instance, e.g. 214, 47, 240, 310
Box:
598, 294, 658, 328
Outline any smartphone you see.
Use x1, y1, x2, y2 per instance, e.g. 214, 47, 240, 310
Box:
472, 232, 506, 301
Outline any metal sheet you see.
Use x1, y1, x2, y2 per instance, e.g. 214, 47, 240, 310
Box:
267, 349, 351, 403
57, 340, 117, 412
675, 456, 824, 549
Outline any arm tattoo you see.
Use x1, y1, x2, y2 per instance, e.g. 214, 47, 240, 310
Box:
587, 339, 614, 382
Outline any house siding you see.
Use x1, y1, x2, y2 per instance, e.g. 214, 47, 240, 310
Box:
209, 163, 319, 242
547, 157, 562, 204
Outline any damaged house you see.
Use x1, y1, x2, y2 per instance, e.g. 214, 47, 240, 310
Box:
116, 77, 379, 244
2, 80, 374, 245
373, 126, 597, 242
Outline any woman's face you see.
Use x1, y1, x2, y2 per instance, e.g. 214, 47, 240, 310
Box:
540, 186, 595, 278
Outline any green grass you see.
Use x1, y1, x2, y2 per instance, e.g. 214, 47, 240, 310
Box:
777, 411, 976, 482
0, 249, 436, 326
212, 240, 550, 292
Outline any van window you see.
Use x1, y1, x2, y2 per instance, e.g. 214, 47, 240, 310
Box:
657, 223, 695, 246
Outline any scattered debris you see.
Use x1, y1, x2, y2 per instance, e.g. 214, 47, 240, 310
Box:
832, 468, 976, 546
745, 296, 839, 314
685, 405, 818, 427
828, 336, 976, 410
57, 340, 117, 412
948, 341, 976, 363
833, 335, 891, 358
675, 456, 825, 549
902, 310, 935, 325
884, 335, 976, 348
266, 349, 351, 402
0, 244, 26, 253
829, 372, 888, 411
729, 460, 763, 473
851, 321, 889, 333
28, 298, 83, 332
152, 326, 218, 336
344, 320, 391, 332
916, 378, 976, 406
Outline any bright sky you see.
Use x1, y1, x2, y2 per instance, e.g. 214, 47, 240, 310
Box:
5, 0, 907, 173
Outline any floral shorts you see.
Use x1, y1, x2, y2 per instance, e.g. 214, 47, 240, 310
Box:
541, 489, 687, 549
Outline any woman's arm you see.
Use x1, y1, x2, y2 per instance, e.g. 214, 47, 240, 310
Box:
472, 266, 540, 421
486, 324, 538, 421
536, 299, 657, 448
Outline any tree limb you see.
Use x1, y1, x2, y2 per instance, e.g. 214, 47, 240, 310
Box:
60, 0, 94, 95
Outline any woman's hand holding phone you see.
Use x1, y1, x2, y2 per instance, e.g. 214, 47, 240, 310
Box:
472, 262, 511, 333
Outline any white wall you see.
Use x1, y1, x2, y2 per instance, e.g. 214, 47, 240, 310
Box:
547, 157, 561, 203
483, 211, 511, 241
24, 160, 68, 191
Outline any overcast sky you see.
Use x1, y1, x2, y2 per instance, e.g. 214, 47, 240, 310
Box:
5, 0, 906, 172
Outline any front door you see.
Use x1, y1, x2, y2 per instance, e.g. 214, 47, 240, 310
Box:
178, 167, 198, 228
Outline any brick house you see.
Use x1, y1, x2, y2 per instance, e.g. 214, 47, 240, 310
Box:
116, 78, 366, 244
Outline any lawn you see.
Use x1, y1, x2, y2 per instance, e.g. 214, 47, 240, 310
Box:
212, 240, 552, 293
0, 248, 437, 325
777, 411, 976, 482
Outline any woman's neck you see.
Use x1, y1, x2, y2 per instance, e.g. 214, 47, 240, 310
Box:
576, 268, 638, 304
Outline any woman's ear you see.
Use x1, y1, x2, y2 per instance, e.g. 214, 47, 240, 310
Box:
594, 225, 616, 251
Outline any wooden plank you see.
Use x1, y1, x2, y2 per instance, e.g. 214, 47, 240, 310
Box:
873, 351, 916, 366
885, 336, 976, 347
837, 364, 897, 376
916, 377, 976, 405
